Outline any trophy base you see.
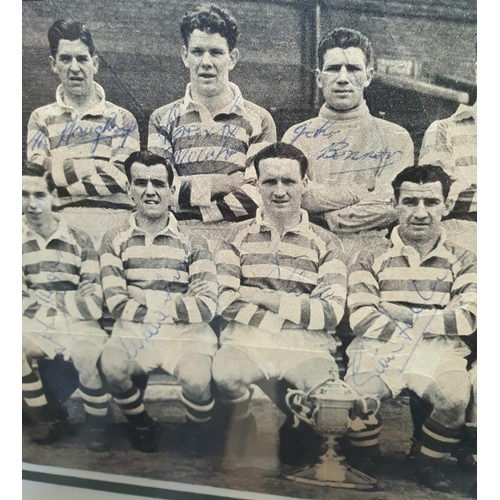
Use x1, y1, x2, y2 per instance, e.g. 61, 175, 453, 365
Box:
284, 461, 380, 491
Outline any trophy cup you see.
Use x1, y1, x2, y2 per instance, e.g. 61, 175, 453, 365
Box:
284, 371, 380, 490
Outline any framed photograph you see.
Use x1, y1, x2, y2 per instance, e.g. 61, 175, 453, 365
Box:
22, 1, 477, 499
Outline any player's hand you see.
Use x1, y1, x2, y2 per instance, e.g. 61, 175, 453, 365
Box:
379, 301, 413, 324
128, 285, 147, 305
185, 279, 210, 297
311, 283, 334, 300
77, 280, 97, 297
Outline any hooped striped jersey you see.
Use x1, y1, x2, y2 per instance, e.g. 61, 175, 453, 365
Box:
348, 227, 477, 341
27, 84, 140, 210
22, 217, 103, 323
99, 213, 217, 324
216, 209, 347, 334
148, 83, 276, 222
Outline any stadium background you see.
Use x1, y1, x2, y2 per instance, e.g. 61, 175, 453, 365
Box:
22, 0, 476, 160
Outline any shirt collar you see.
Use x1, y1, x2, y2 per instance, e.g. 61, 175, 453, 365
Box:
180, 82, 246, 116
318, 100, 371, 122
452, 102, 477, 122
128, 212, 180, 239
55, 82, 107, 116
254, 208, 311, 236
22, 215, 73, 244
391, 225, 449, 260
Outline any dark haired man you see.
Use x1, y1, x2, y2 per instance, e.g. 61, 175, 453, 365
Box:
99, 151, 218, 453
148, 4, 276, 244
22, 162, 110, 450
344, 165, 476, 491
212, 142, 347, 464
283, 27, 413, 258
27, 19, 140, 245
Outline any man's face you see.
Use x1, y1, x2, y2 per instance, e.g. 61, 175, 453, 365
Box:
317, 47, 373, 111
182, 29, 239, 98
129, 162, 172, 220
257, 158, 307, 222
22, 176, 56, 228
397, 181, 451, 245
50, 39, 98, 98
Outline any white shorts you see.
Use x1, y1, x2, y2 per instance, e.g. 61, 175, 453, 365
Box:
22, 315, 107, 361
346, 336, 470, 398
219, 323, 338, 379
58, 207, 132, 246
107, 319, 218, 374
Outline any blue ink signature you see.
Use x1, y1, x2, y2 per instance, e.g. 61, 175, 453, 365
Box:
54, 114, 137, 153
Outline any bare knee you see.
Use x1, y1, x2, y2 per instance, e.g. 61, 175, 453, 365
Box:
100, 346, 133, 391
284, 358, 337, 392
176, 354, 212, 401
71, 341, 102, 375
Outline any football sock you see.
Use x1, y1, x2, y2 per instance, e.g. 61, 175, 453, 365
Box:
416, 417, 462, 464
22, 369, 51, 421
79, 384, 109, 425
181, 392, 214, 424
347, 414, 383, 456
221, 388, 252, 422
112, 385, 153, 428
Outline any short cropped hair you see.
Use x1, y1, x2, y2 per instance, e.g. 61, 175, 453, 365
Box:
253, 142, 308, 179
124, 151, 175, 187
318, 27, 373, 69
180, 3, 239, 51
22, 162, 56, 193
48, 19, 95, 58
392, 165, 453, 202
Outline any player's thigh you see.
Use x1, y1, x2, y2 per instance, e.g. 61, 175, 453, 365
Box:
212, 346, 265, 390
283, 357, 338, 393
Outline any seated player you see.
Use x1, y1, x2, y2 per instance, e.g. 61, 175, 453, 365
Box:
212, 142, 347, 464
22, 162, 109, 450
344, 165, 476, 492
99, 151, 218, 453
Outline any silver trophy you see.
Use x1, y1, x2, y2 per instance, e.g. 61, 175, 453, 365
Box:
284, 372, 380, 490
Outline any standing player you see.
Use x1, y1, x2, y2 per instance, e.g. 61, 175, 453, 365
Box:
212, 142, 347, 464
282, 28, 413, 257
344, 165, 476, 491
148, 3, 276, 244
22, 162, 109, 450
27, 19, 140, 244
99, 151, 218, 454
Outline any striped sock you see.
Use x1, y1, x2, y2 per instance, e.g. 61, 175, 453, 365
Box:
22, 369, 51, 421
221, 388, 252, 422
112, 386, 153, 428
181, 392, 215, 424
347, 415, 383, 457
416, 417, 462, 464
79, 384, 109, 425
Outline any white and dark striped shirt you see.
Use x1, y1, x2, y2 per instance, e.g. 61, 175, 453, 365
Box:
148, 83, 276, 222
22, 217, 103, 323
27, 84, 140, 210
100, 213, 217, 324
348, 227, 477, 341
216, 210, 347, 334
419, 103, 477, 215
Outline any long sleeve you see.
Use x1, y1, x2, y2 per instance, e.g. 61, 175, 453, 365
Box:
326, 130, 414, 233
53, 231, 103, 321
348, 251, 404, 340
276, 237, 347, 331
26, 109, 51, 169
216, 239, 285, 333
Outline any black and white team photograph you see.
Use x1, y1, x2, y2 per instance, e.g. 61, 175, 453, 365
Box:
21, 1, 477, 499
